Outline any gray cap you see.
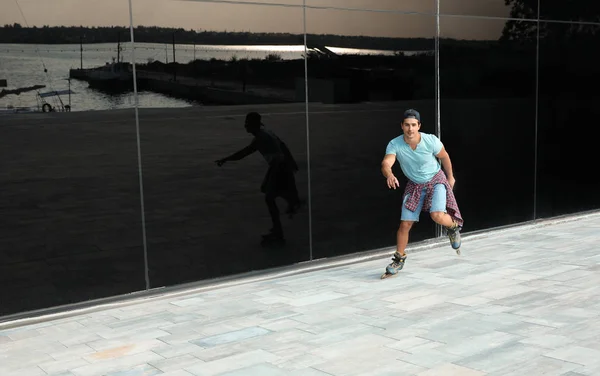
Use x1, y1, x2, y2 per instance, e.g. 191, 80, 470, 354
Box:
403, 109, 421, 122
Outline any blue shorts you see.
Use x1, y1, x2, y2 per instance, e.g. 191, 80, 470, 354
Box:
401, 184, 447, 222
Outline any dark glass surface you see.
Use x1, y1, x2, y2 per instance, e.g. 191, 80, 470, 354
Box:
536, 22, 600, 218
306, 0, 433, 12
305, 8, 436, 259
439, 17, 537, 231
440, 0, 536, 18
133, 1, 310, 288
0, 42, 145, 316
540, 1, 600, 22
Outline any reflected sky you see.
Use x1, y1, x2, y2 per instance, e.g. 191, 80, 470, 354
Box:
0, 0, 514, 40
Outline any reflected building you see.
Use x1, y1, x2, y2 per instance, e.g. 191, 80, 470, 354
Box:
1, 0, 599, 318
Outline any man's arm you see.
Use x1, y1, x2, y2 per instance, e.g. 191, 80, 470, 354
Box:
216, 143, 257, 166
381, 154, 399, 189
435, 146, 455, 187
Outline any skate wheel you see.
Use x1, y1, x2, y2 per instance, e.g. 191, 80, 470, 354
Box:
456, 248, 461, 255
381, 272, 395, 279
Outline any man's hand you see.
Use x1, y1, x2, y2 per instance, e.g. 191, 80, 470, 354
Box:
381, 154, 398, 189
387, 174, 400, 189
215, 158, 226, 167
447, 176, 456, 190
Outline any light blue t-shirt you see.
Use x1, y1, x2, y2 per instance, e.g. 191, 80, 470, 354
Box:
385, 132, 443, 184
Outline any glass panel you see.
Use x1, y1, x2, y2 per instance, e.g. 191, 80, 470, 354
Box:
541, 1, 600, 22
440, 17, 537, 230
0, 0, 146, 316
537, 22, 600, 217
440, 0, 537, 18
129, 0, 310, 288
306, 0, 433, 12
305, 8, 437, 259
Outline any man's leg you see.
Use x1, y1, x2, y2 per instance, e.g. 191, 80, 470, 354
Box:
284, 195, 302, 218
398, 188, 424, 255
281, 180, 301, 214
280, 168, 302, 217
429, 183, 454, 226
261, 166, 284, 238
429, 184, 461, 249
265, 193, 284, 238
429, 212, 455, 227
396, 220, 414, 257
386, 190, 424, 274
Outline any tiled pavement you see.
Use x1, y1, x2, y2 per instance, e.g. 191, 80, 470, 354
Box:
2, 213, 600, 376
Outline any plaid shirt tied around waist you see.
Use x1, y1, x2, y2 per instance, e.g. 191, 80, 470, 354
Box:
404, 169, 464, 227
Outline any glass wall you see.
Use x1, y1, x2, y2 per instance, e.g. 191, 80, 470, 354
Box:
0, 0, 147, 316
1, 0, 599, 318
537, 21, 600, 217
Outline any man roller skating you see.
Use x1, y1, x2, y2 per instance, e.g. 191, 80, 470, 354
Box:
380, 109, 464, 279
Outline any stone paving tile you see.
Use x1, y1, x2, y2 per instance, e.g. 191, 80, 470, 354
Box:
48, 344, 96, 363
70, 351, 165, 376
418, 363, 486, 375
488, 355, 582, 376
104, 363, 163, 376
159, 372, 194, 376
1, 214, 600, 375
191, 327, 271, 347
149, 354, 202, 373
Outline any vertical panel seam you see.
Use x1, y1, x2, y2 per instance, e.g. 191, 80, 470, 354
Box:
128, 0, 151, 290
303, 0, 313, 261
435, 0, 443, 238
534, 0, 541, 220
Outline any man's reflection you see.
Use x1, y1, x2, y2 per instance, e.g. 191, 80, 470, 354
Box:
215, 112, 302, 245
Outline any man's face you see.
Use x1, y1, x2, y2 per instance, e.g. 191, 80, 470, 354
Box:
402, 118, 421, 140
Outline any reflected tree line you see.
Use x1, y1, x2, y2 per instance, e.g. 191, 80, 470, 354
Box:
0, 24, 429, 50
